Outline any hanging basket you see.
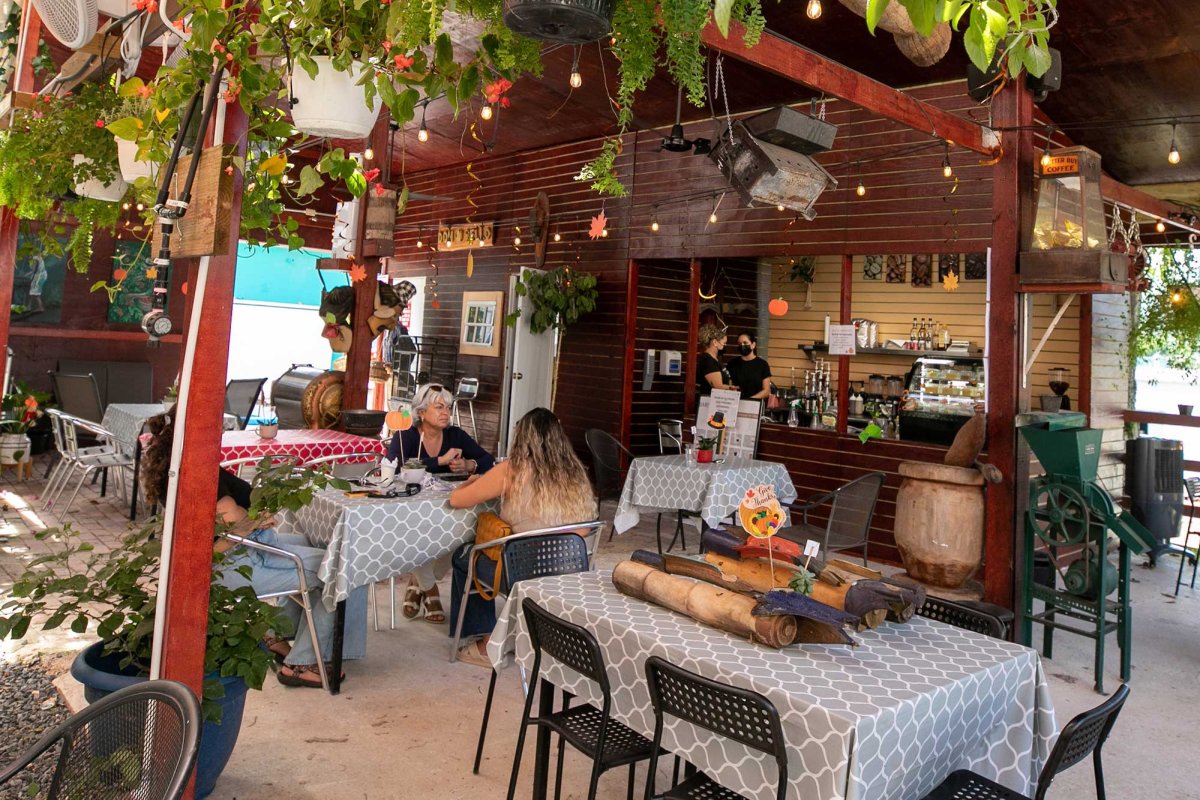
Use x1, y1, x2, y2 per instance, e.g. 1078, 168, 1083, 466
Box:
289, 56, 380, 139
502, 0, 616, 43
72, 154, 129, 203
116, 138, 157, 183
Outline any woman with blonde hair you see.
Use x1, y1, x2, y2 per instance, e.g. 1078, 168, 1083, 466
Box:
697, 323, 736, 396
446, 407, 597, 666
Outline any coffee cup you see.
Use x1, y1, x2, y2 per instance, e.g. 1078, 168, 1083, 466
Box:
377, 460, 397, 485
256, 423, 278, 439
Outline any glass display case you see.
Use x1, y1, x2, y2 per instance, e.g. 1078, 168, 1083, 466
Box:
899, 356, 985, 446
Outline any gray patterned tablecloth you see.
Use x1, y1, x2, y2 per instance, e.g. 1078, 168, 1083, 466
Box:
613, 454, 797, 533
101, 404, 167, 452
490, 571, 1057, 800
278, 484, 496, 611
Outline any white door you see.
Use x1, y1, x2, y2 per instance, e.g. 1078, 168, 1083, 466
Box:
500, 268, 555, 454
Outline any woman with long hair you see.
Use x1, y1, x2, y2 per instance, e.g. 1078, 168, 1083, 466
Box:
446, 407, 597, 666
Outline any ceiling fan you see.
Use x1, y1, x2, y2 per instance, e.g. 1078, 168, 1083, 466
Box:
660, 86, 711, 155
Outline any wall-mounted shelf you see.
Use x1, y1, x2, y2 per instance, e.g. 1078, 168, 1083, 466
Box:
799, 344, 984, 359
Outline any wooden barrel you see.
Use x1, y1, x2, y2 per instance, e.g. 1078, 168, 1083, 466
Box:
894, 462, 985, 589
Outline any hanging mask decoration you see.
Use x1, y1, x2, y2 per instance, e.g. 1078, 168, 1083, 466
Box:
368, 279, 418, 337
318, 285, 355, 352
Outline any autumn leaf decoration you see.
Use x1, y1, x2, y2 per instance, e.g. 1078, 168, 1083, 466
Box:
942, 271, 959, 292
349, 263, 368, 283
588, 210, 607, 240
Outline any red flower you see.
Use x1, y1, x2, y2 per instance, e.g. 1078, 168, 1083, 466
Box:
224, 165, 234, 176
95, 119, 105, 127
500, 96, 510, 108
394, 53, 414, 70
382, 40, 392, 51
211, 39, 225, 53
136, 83, 153, 99
484, 78, 512, 104
363, 168, 380, 181
373, 183, 386, 197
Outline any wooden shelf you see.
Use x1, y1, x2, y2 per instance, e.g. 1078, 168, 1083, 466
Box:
1018, 281, 1126, 294
1122, 410, 1200, 429
799, 344, 984, 359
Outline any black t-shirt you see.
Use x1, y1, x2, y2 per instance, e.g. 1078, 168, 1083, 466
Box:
218, 468, 253, 510
727, 357, 772, 400
696, 353, 727, 396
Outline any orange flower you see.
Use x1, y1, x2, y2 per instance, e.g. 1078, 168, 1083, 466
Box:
363, 167, 380, 182
484, 78, 512, 104
136, 83, 153, 99
394, 53, 414, 70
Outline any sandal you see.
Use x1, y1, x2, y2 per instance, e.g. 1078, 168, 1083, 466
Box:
422, 592, 445, 624
456, 641, 491, 669
402, 577, 423, 620
264, 636, 291, 665
277, 663, 345, 689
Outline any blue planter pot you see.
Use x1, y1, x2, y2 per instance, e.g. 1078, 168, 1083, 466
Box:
71, 641, 247, 799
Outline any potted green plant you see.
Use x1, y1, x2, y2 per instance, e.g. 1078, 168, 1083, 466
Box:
0, 460, 345, 798
162, 382, 179, 411
102, 78, 158, 183
0, 380, 50, 466
504, 265, 599, 408
695, 435, 717, 463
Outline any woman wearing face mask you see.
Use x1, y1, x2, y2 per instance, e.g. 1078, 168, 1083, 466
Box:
696, 324, 737, 397
726, 332, 773, 400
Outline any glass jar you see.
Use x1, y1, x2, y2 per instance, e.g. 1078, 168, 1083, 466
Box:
868, 374, 885, 395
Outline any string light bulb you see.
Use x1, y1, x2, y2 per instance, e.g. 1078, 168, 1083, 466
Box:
416, 230, 423, 249
776, 204, 785, 212
1168, 123, 1181, 165
480, 104, 493, 121
942, 143, 953, 178
709, 210, 718, 224
136, 202, 145, 211
1172, 287, 1184, 304
1041, 125, 1054, 169
553, 229, 561, 242
856, 179, 866, 197
364, 147, 374, 160
651, 216, 660, 232
569, 46, 582, 89
514, 235, 521, 246
1156, 218, 1167, 233
416, 99, 430, 143
806, 0, 822, 19
600, 227, 608, 237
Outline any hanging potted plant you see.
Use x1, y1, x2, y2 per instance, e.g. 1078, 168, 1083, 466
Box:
103, 78, 159, 183
0, 380, 49, 466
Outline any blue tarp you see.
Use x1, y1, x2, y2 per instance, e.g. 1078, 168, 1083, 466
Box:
233, 243, 346, 306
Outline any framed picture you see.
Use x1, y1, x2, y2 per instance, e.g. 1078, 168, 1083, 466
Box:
9, 233, 67, 325
885, 254, 906, 283
965, 251, 988, 280
911, 254, 933, 287
107, 241, 161, 324
460, 290, 504, 357
863, 255, 883, 280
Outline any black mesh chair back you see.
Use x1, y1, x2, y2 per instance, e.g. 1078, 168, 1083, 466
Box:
501, 532, 591, 594
224, 378, 268, 430
522, 596, 610, 689
1033, 683, 1129, 800
49, 371, 104, 422
826, 471, 885, 551
584, 428, 631, 501
0, 680, 201, 800
657, 419, 684, 454
644, 655, 789, 800
916, 596, 1006, 639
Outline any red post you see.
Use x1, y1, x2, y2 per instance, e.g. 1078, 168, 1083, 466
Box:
836, 254, 852, 434
620, 260, 638, 448
984, 81, 1034, 610
684, 259, 701, 420
158, 94, 249, 765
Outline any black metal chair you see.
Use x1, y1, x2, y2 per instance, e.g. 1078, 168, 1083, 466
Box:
1175, 476, 1200, 595
921, 683, 1130, 800
506, 598, 655, 800
0, 680, 202, 800
778, 472, 886, 565
644, 656, 789, 800
473, 532, 592, 774
224, 377, 268, 430
584, 427, 689, 553
916, 596, 1007, 639
48, 371, 104, 423
656, 419, 684, 453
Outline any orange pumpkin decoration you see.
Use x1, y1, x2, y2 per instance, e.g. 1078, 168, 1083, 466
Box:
768, 297, 789, 317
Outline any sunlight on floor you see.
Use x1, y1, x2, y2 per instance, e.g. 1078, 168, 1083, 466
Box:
1, 490, 49, 533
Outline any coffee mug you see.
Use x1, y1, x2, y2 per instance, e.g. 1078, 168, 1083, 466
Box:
378, 460, 397, 484
256, 423, 278, 439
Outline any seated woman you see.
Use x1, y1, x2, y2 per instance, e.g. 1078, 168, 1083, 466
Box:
387, 383, 496, 624
446, 407, 597, 667
142, 407, 366, 689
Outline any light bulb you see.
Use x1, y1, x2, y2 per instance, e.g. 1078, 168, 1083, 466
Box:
776, 204, 785, 212
600, 227, 608, 237
1172, 289, 1183, 304
569, 71, 582, 89
122, 202, 131, 210
942, 162, 953, 178
417, 124, 429, 143
1041, 150, 1052, 168
136, 202, 145, 210
651, 219, 660, 232
553, 231, 561, 242
806, 0, 822, 19
856, 181, 866, 197
709, 211, 718, 224
513, 236, 522, 246
480, 104, 493, 121
1169, 143, 1181, 165
416, 238, 423, 248
1156, 219, 1167, 233
364, 147, 374, 160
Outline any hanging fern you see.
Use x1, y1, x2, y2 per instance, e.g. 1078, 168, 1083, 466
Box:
576, 138, 627, 197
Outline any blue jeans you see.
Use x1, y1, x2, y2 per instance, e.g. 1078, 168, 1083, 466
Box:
217, 529, 367, 666
450, 541, 497, 640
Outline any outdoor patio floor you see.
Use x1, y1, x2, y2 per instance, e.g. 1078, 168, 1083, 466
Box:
2, 454, 1198, 799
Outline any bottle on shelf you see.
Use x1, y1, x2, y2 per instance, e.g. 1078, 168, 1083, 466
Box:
909, 318, 918, 350
918, 318, 929, 349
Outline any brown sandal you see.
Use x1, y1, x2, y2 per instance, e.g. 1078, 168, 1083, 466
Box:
264, 636, 291, 664
277, 663, 344, 689
422, 592, 445, 624
402, 577, 423, 620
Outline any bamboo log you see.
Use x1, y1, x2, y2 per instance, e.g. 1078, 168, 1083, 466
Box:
611, 560, 797, 648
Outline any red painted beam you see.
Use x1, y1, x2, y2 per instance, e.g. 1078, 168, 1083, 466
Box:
983, 81, 1033, 613
702, 21, 994, 157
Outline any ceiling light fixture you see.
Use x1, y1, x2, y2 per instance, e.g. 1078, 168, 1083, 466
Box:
942, 143, 953, 178
480, 104, 493, 121
417, 99, 430, 143
569, 46, 582, 89
806, 0, 822, 19
1169, 122, 1181, 165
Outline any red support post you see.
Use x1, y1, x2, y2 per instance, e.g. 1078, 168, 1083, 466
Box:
836, 254, 852, 434
620, 260, 638, 448
684, 259, 701, 420
984, 81, 1034, 611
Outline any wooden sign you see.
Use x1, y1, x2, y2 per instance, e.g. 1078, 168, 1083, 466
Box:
1040, 153, 1080, 177
437, 221, 494, 251
149, 145, 234, 258
365, 188, 396, 257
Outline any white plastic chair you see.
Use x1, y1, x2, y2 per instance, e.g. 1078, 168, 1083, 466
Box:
45, 416, 133, 518
41, 409, 111, 510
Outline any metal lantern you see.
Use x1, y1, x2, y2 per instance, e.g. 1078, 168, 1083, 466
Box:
502, 0, 616, 43
710, 122, 838, 220
1020, 146, 1128, 288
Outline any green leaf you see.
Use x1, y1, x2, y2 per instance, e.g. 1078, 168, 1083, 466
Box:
900, 0, 936, 35
70, 615, 89, 633
1022, 40, 1053, 77
962, 13, 988, 72
434, 33, 454, 74
865, 0, 891, 33
397, 184, 410, 215
713, 0, 734, 37
345, 171, 367, 197
297, 165, 325, 196
105, 117, 144, 142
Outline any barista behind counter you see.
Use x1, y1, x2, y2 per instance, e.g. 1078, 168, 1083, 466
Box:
726, 332, 772, 401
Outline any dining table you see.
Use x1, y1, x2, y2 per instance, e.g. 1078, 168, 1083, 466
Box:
220, 428, 386, 464
612, 454, 798, 534
490, 571, 1058, 800
276, 477, 496, 692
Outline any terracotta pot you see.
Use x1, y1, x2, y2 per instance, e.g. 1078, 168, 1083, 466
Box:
893, 461, 985, 589
696, 448, 714, 464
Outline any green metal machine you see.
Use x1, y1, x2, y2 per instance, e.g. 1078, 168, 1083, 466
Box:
1019, 418, 1156, 693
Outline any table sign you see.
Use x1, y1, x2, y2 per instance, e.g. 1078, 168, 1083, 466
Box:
827, 323, 857, 355
696, 393, 762, 459
739, 483, 785, 583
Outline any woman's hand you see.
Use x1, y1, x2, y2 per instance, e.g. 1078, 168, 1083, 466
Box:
437, 447, 463, 467
449, 456, 475, 474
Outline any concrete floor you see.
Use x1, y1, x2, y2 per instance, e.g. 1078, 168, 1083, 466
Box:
2, 456, 1199, 800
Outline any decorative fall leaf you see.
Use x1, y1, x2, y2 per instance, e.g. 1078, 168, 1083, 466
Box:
145, 267, 158, 279
431, 298, 441, 310
349, 263, 368, 283
588, 211, 607, 240
942, 271, 959, 292
467, 250, 474, 278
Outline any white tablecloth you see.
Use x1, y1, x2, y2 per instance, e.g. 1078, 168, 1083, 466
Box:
101, 403, 166, 452
490, 572, 1057, 800
278, 483, 496, 611
613, 454, 797, 533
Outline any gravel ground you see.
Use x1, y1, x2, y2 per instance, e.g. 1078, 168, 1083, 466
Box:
0, 654, 72, 800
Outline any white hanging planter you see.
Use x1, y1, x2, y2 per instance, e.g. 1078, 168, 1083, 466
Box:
72, 154, 129, 203
289, 56, 380, 139
0, 432, 29, 465
116, 138, 158, 182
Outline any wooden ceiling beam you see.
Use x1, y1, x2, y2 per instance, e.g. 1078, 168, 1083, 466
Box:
1100, 174, 1194, 225
701, 20, 996, 157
